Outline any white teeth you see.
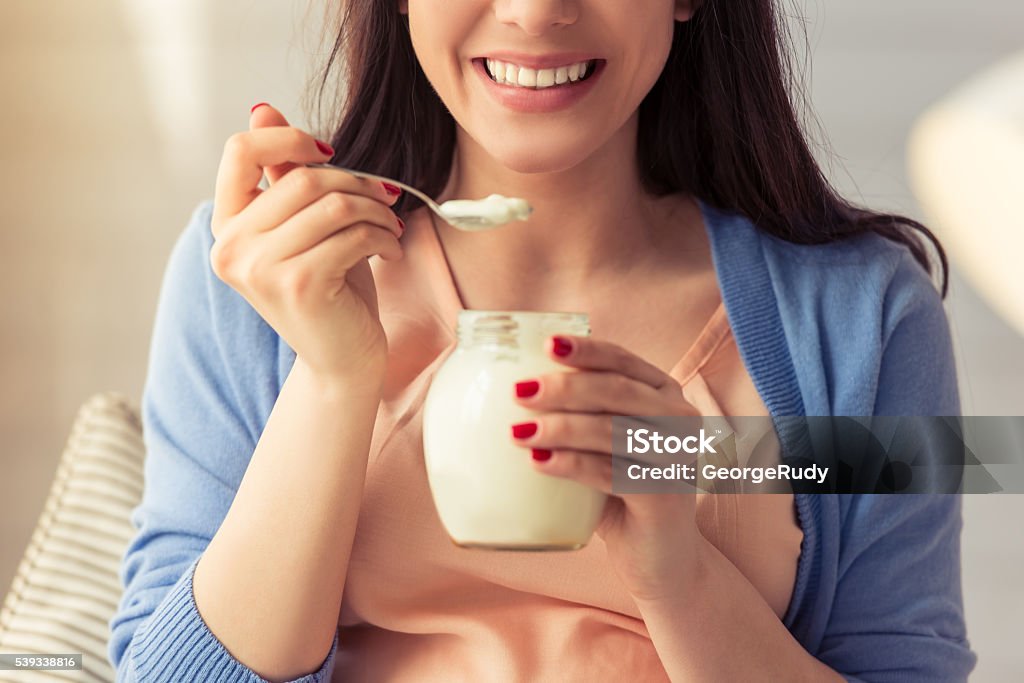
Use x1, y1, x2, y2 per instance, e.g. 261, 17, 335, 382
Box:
484, 59, 594, 89
517, 67, 537, 87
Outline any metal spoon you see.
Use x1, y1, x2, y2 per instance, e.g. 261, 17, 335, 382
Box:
304, 162, 532, 231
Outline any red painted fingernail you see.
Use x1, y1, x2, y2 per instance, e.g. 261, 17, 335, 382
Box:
515, 380, 540, 398
315, 139, 334, 156
511, 422, 538, 439
532, 449, 552, 462
382, 182, 402, 197
250, 102, 270, 114
552, 336, 573, 357
397, 217, 406, 233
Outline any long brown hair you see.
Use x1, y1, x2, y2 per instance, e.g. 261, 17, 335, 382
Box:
305, 0, 948, 296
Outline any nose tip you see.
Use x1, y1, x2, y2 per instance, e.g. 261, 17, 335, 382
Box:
495, 0, 579, 35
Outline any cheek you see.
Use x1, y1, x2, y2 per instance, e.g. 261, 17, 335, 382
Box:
624, 21, 675, 102
407, 3, 471, 95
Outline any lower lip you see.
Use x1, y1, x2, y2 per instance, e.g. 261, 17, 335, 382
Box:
473, 59, 604, 113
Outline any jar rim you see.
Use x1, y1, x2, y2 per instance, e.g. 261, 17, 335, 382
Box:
456, 310, 589, 322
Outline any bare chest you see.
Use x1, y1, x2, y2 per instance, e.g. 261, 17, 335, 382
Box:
581, 269, 722, 375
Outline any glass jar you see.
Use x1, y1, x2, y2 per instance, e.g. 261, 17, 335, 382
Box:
423, 310, 607, 550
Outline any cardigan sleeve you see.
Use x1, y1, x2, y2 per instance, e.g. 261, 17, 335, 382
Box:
821, 495, 975, 683
816, 250, 976, 681
107, 202, 337, 682
872, 248, 960, 417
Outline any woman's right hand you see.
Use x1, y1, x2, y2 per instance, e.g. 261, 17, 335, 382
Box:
209, 103, 404, 385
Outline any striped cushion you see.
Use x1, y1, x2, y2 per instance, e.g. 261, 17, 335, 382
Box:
0, 393, 144, 683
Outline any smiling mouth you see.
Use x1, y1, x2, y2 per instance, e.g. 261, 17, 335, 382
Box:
479, 58, 601, 89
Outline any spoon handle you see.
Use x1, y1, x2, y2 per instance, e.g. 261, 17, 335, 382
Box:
303, 163, 445, 216
302, 163, 506, 231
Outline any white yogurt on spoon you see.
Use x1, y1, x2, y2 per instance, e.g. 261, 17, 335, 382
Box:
439, 194, 532, 230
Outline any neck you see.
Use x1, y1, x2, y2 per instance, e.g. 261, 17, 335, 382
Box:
433, 113, 704, 309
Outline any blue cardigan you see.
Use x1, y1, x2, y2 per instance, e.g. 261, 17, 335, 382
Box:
109, 200, 976, 681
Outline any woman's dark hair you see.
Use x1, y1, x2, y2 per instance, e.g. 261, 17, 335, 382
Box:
307, 0, 948, 296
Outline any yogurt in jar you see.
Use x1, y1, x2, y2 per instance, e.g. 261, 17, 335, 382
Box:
422, 311, 606, 550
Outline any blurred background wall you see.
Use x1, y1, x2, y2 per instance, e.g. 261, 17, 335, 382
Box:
1, 0, 1021, 679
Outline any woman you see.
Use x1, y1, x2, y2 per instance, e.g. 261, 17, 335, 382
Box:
109, 1, 976, 681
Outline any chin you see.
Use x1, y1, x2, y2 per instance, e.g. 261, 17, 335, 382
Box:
482, 135, 598, 175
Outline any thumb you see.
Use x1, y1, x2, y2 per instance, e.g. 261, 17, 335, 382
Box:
249, 102, 307, 185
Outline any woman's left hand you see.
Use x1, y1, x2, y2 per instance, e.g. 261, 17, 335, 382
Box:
510, 334, 706, 603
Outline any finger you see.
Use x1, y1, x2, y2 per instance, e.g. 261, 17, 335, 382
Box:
227, 167, 401, 242
282, 219, 403, 282
544, 336, 674, 390
249, 102, 303, 185
512, 370, 673, 415
213, 125, 334, 228
259, 191, 403, 262
510, 413, 612, 454
528, 448, 613, 495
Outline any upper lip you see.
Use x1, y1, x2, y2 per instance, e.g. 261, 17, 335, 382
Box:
477, 52, 600, 69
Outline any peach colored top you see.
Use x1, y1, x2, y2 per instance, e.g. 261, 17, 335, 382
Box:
333, 214, 803, 682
